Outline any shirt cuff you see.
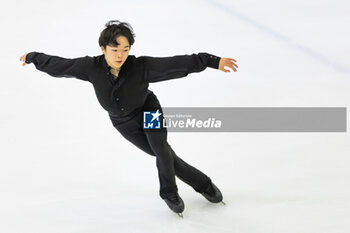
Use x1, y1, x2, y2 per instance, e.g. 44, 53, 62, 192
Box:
207, 54, 221, 69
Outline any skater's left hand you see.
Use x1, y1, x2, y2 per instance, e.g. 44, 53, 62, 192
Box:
219, 57, 238, 72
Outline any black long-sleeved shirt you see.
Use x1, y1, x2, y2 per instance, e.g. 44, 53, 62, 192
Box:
25, 51, 221, 121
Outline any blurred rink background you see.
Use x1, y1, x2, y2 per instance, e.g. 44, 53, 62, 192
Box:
0, 0, 349, 232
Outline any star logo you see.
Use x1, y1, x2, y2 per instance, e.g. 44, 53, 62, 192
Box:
150, 109, 162, 122
143, 109, 162, 129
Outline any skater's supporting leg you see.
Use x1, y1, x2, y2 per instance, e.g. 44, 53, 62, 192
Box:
144, 129, 178, 197
113, 110, 178, 197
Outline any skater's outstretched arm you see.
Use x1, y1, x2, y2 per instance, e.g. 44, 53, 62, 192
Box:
19, 52, 90, 82
138, 53, 238, 83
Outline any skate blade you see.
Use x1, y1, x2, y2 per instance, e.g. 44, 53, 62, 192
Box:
177, 213, 183, 218
221, 201, 226, 205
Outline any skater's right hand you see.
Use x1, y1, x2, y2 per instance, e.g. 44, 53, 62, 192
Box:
19, 53, 29, 66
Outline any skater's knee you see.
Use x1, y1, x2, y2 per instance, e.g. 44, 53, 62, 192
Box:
145, 147, 156, 156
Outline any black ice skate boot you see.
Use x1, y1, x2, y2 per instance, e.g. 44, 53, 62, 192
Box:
162, 192, 185, 217
201, 181, 225, 205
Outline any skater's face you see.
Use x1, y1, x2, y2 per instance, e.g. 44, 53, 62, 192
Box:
101, 35, 130, 69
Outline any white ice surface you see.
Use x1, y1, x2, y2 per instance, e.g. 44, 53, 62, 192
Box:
0, 0, 349, 232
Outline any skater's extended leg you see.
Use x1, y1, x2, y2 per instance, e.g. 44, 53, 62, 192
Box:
167, 144, 212, 193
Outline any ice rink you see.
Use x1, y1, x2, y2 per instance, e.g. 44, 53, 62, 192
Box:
1, 0, 349, 232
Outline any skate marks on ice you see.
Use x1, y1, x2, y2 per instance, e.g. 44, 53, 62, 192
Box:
203, 0, 350, 74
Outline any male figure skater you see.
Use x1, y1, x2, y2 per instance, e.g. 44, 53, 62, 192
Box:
19, 20, 238, 217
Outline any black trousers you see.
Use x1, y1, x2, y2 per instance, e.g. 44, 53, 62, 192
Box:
109, 91, 211, 198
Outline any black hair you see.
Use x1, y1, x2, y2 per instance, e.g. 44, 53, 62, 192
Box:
98, 20, 136, 49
